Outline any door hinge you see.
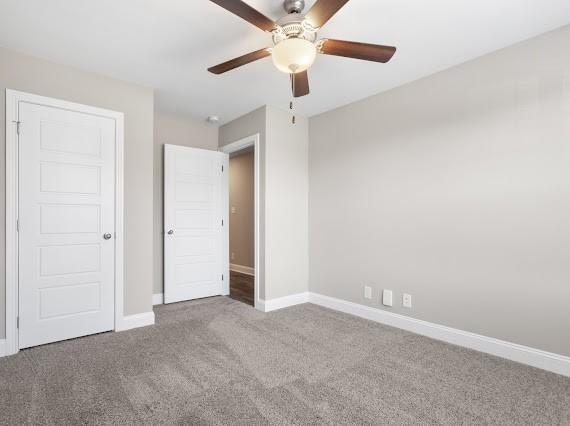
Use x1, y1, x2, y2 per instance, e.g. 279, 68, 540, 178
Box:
12, 120, 21, 135
221, 165, 224, 172
221, 219, 224, 226
16, 219, 19, 232
16, 316, 19, 328
222, 274, 224, 281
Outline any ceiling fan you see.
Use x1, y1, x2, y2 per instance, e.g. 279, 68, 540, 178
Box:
208, 0, 397, 98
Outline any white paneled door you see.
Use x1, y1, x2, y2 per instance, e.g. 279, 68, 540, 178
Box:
164, 145, 228, 304
18, 101, 116, 349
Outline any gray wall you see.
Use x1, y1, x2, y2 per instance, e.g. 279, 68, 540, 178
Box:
309, 25, 570, 356
229, 151, 255, 269
0, 47, 155, 338
219, 106, 309, 301
220, 106, 267, 299
265, 107, 309, 300
153, 112, 218, 295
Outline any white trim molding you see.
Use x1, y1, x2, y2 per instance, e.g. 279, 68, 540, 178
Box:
220, 135, 258, 154
309, 293, 570, 377
5, 89, 18, 356
230, 264, 255, 276
153, 293, 164, 305
260, 292, 310, 313
4, 89, 125, 357
116, 312, 155, 332
0, 339, 6, 357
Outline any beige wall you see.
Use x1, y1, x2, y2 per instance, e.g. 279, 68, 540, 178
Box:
309, 25, 570, 356
220, 106, 267, 299
229, 151, 254, 269
219, 106, 309, 301
153, 112, 218, 295
0, 47, 155, 338
265, 106, 309, 300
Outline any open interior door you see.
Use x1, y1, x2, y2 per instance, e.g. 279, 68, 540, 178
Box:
164, 145, 228, 304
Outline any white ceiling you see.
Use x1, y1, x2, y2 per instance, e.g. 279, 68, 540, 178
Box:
1, 0, 569, 124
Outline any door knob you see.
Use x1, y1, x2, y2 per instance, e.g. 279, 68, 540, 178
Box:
103, 233, 112, 240
167, 230, 174, 235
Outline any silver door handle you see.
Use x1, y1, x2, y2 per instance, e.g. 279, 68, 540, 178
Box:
103, 233, 112, 240
167, 230, 174, 235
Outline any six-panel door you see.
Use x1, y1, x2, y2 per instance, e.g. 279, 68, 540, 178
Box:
18, 101, 116, 349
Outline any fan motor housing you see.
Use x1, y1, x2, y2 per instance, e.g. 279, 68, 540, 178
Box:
273, 14, 317, 45
283, 0, 305, 14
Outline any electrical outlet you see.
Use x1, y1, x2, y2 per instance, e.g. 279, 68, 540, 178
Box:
231, 206, 236, 214
382, 289, 393, 307
403, 293, 412, 308
231, 252, 235, 260
364, 286, 372, 300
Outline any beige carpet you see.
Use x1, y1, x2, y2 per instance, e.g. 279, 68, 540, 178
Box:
0, 297, 568, 425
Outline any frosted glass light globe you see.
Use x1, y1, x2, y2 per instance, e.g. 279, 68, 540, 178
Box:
272, 38, 317, 74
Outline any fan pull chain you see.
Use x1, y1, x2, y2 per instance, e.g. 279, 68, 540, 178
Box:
290, 100, 296, 124
290, 74, 296, 125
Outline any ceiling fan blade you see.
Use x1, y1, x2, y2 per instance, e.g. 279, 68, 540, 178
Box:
291, 71, 310, 98
208, 48, 271, 74
305, 0, 350, 28
210, 0, 275, 32
318, 39, 396, 63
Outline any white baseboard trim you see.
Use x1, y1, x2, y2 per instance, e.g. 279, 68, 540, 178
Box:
153, 293, 164, 305
255, 299, 265, 312
309, 292, 570, 377
0, 314, 156, 357
260, 292, 310, 312
116, 311, 155, 332
230, 264, 255, 276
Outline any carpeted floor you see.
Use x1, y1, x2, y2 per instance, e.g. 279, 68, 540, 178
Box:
0, 297, 569, 425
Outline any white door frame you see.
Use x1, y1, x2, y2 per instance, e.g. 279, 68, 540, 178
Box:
4, 89, 124, 356
220, 134, 262, 310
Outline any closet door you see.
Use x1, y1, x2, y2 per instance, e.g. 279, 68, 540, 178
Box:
18, 101, 116, 349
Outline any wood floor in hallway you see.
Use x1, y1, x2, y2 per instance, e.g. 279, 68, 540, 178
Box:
229, 270, 254, 306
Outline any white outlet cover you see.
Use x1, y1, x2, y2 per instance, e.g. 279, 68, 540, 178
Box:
403, 293, 412, 308
382, 290, 393, 307
364, 286, 372, 300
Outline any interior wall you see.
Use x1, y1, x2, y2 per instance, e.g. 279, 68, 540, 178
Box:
0, 46, 155, 338
229, 151, 254, 269
265, 106, 309, 300
309, 25, 570, 356
219, 106, 309, 302
153, 112, 218, 295
219, 106, 266, 299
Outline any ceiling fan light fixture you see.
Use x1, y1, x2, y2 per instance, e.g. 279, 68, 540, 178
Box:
208, 0, 397, 98
272, 38, 317, 74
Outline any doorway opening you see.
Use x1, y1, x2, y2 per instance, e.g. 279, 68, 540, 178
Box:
220, 135, 261, 309
228, 148, 254, 305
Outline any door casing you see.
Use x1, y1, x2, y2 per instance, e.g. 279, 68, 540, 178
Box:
4, 89, 125, 356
